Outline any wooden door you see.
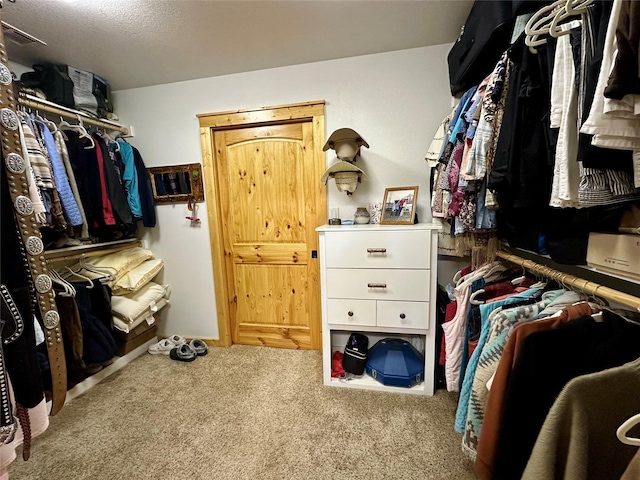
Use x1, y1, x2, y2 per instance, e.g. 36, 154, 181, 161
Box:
199, 102, 325, 349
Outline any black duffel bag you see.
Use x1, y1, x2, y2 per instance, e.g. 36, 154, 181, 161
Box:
342, 333, 369, 375
21, 64, 75, 107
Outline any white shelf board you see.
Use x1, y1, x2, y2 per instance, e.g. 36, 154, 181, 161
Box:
328, 375, 427, 395
328, 324, 428, 335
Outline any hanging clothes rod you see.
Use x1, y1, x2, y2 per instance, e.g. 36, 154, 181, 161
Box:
44, 239, 142, 264
496, 250, 640, 312
17, 93, 131, 135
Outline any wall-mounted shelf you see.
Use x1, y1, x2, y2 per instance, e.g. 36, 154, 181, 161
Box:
44, 238, 142, 264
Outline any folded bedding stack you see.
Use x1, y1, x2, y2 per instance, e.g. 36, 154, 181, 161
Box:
87, 246, 170, 355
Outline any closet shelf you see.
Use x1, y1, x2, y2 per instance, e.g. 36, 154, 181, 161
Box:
497, 248, 640, 312
18, 93, 132, 136
44, 238, 142, 263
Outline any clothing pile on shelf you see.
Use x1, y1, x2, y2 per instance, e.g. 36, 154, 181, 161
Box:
16, 111, 156, 246
431, 0, 640, 266
84, 246, 169, 356
51, 246, 168, 385
440, 260, 640, 480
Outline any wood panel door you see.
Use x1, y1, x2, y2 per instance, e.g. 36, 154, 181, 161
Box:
199, 102, 325, 349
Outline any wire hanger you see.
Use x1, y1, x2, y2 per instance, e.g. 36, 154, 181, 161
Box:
617, 413, 640, 446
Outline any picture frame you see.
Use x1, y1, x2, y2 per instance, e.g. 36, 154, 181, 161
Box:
147, 163, 205, 204
380, 186, 418, 225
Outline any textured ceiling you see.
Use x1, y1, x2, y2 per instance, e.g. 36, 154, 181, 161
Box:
1, 0, 472, 91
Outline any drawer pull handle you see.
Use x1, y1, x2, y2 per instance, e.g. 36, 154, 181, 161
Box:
367, 283, 387, 289
399, 313, 406, 319
367, 248, 387, 254
348, 311, 354, 317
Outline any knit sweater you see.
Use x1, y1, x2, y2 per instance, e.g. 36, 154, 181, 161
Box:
522, 358, 640, 480
492, 312, 640, 480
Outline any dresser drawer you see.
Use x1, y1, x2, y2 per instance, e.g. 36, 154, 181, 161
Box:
326, 299, 376, 327
377, 301, 429, 329
326, 268, 430, 302
324, 230, 431, 269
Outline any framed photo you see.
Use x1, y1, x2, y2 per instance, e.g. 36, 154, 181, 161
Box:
380, 186, 418, 225
147, 163, 204, 204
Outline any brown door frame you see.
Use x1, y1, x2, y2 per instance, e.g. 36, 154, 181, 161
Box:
197, 101, 326, 347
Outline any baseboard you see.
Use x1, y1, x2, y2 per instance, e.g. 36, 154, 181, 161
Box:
64, 337, 158, 405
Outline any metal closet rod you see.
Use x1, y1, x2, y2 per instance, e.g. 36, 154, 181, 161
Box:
496, 250, 640, 312
17, 93, 130, 135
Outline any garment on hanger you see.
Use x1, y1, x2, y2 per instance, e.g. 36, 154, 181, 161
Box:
114, 139, 142, 218
54, 129, 90, 239
20, 115, 66, 228
460, 289, 566, 458
72, 283, 117, 368
492, 310, 640, 480
129, 142, 157, 228
31, 116, 83, 227
92, 134, 117, 227
604, 0, 640, 100
454, 288, 561, 435
54, 289, 87, 385
93, 134, 133, 227
581, 0, 640, 152
64, 129, 102, 231
475, 301, 597, 480
522, 358, 640, 480
442, 261, 499, 391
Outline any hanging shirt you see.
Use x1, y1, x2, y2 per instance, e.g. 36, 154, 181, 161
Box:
131, 144, 157, 228
32, 117, 83, 226
454, 286, 551, 434
115, 140, 143, 218
93, 136, 117, 226
54, 130, 90, 239
94, 135, 132, 226
461, 290, 566, 459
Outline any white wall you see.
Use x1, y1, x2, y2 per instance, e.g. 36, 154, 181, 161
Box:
113, 44, 454, 340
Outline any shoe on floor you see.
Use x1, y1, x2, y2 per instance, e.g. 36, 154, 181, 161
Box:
169, 343, 197, 362
147, 335, 186, 355
189, 339, 208, 356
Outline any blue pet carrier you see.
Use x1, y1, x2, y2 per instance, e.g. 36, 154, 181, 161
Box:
365, 338, 424, 388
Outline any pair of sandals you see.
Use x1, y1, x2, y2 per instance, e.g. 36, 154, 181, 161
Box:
169, 339, 208, 362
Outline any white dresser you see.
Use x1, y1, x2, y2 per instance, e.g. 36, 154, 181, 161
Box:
316, 223, 439, 395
